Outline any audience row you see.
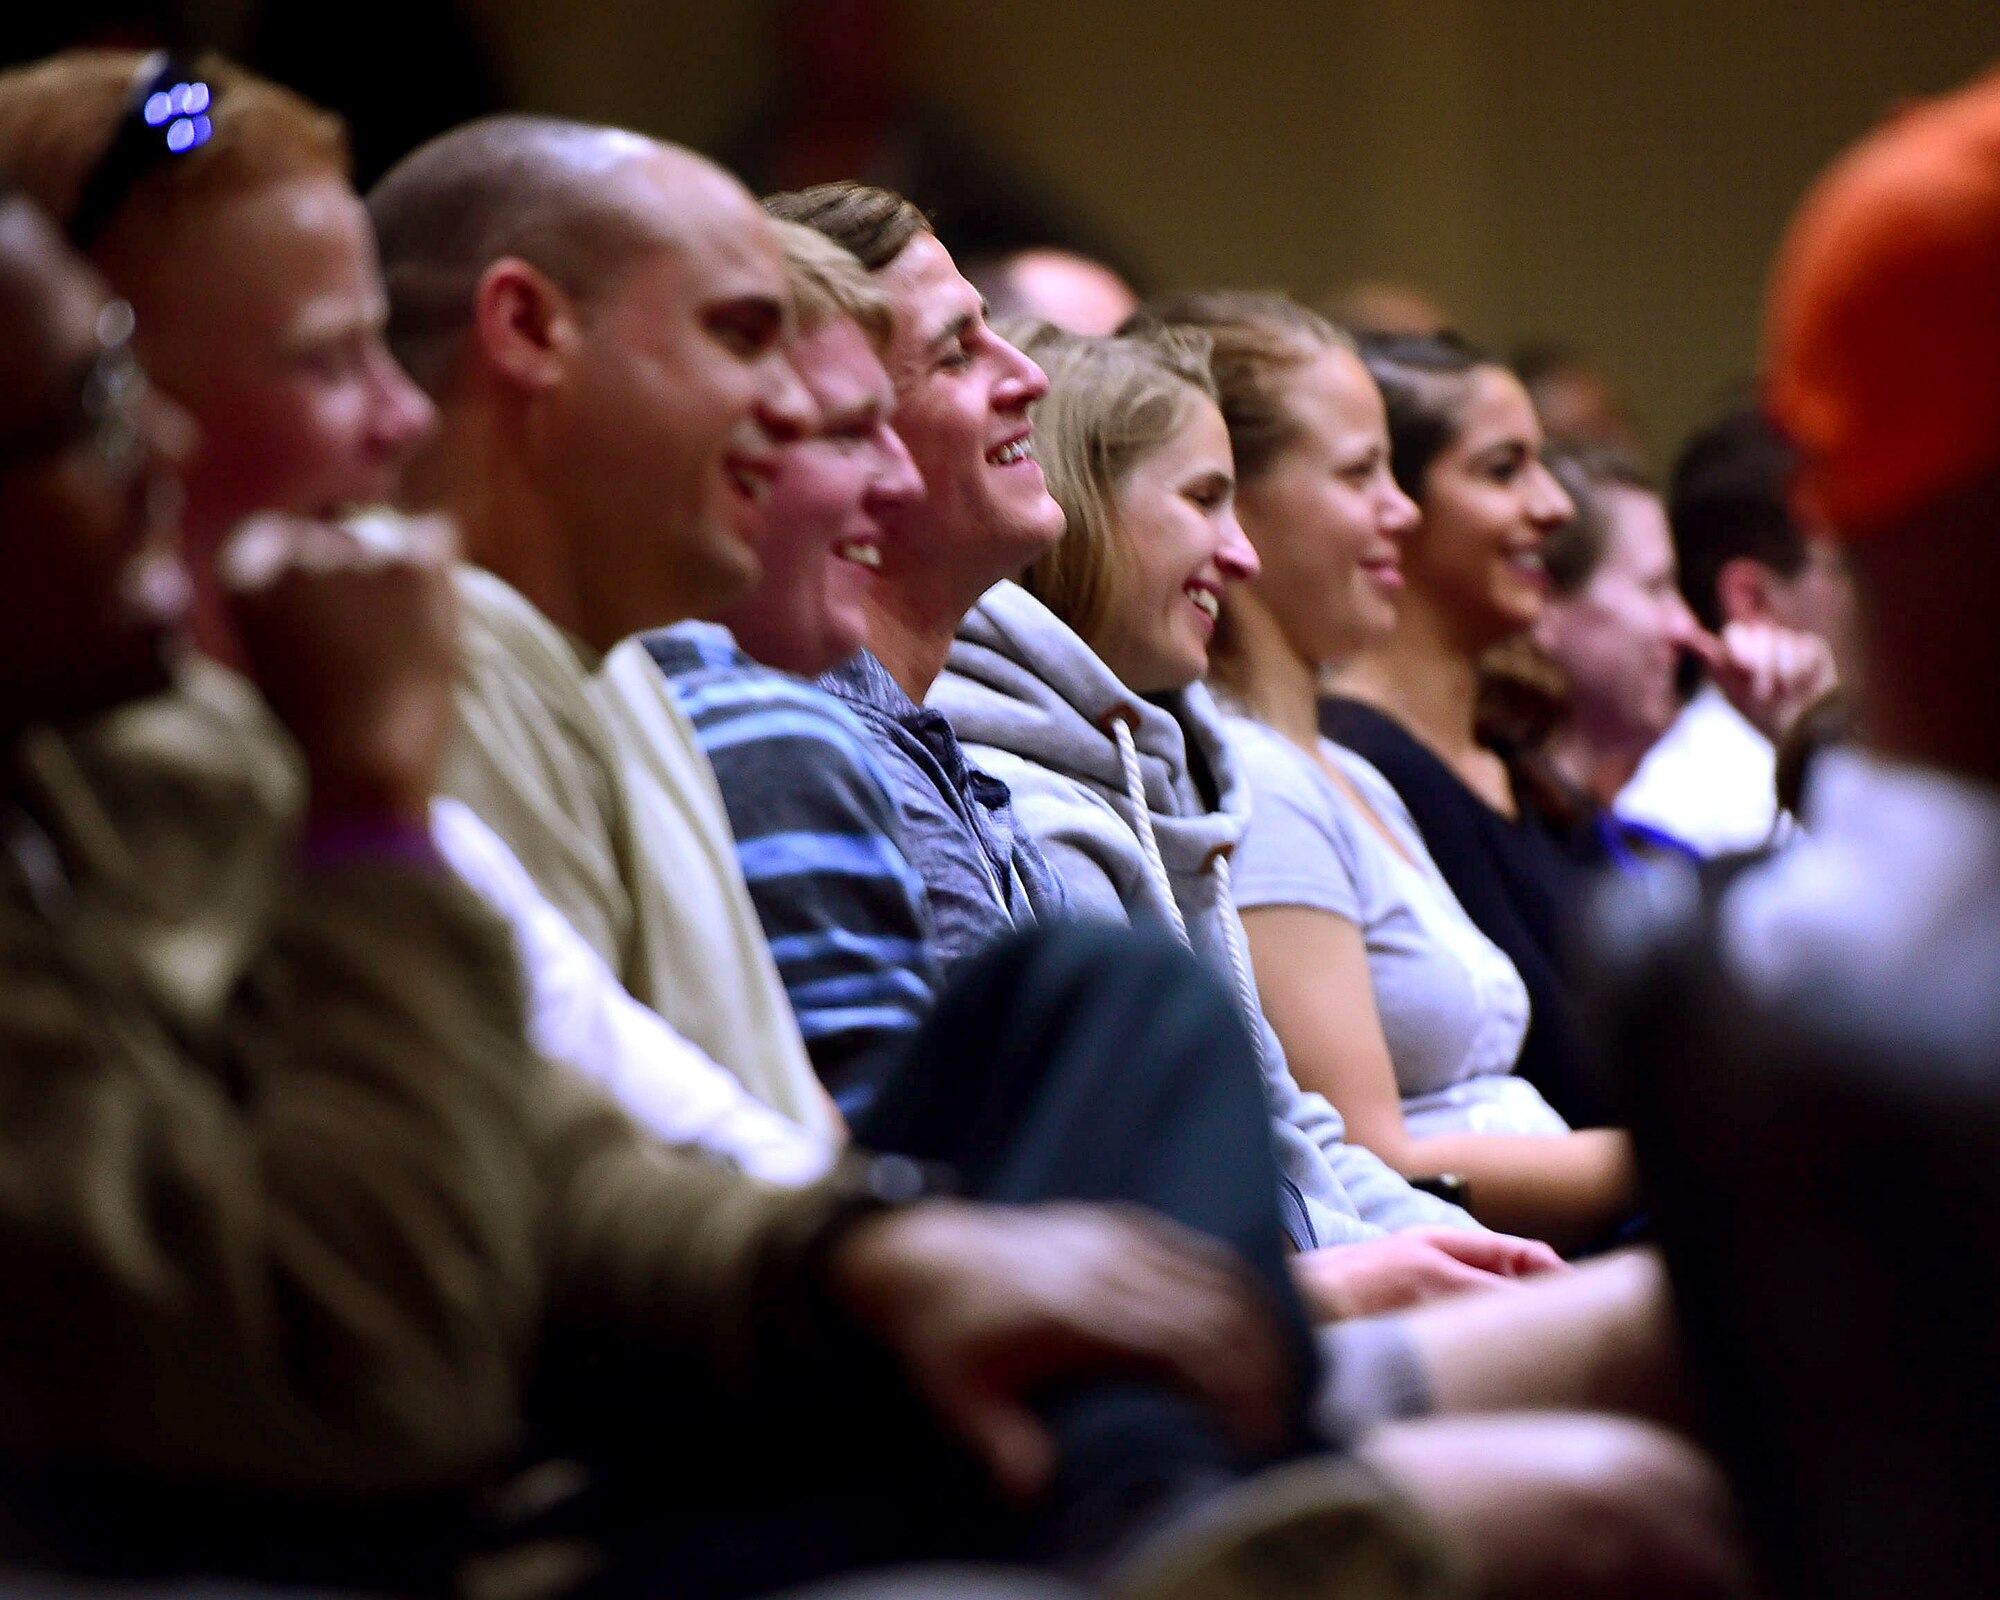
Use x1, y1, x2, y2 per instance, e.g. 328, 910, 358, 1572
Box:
0, 39, 1993, 1600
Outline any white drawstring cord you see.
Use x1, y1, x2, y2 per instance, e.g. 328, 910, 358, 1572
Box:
1108, 710, 1192, 945
1211, 851, 1272, 1073
1108, 708, 1269, 1072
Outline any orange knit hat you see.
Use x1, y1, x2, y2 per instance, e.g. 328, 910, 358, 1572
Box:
1765, 64, 2000, 536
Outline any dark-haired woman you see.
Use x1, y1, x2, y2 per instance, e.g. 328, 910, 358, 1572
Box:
1317, 334, 1614, 1129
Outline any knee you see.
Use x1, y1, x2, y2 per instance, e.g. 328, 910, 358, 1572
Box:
1358, 1412, 1752, 1599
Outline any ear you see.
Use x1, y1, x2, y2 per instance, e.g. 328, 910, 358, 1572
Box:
1713, 555, 1778, 626
471, 257, 579, 394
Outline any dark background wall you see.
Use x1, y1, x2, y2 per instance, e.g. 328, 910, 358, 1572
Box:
467, 0, 1995, 458
13, 1, 1997, 459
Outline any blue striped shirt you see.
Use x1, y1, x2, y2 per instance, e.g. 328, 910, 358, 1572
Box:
646, 624, 937, 1116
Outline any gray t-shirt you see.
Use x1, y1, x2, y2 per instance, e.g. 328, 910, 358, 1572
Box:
1227, 716, 1566, 1137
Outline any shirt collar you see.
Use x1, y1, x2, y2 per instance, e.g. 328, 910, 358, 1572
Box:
642, 620, 750, 680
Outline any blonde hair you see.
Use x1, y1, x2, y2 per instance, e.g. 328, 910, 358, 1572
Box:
1132, 290, 1352, 482
771, 217, 892, 352
1009, 318, 1219, 651
0, 50, 347, 249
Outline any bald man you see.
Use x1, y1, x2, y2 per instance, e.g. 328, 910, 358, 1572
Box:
371, 117, 843, 1135
965, 246, 1139, 337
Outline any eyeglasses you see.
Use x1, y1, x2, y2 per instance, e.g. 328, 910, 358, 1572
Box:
68, 52, 216, 250
0, 301, 153, 477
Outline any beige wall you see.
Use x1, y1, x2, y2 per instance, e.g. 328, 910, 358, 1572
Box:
469, 0, 1998, 459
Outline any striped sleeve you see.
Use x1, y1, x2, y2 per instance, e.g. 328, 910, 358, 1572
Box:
670, 671, 938, 1116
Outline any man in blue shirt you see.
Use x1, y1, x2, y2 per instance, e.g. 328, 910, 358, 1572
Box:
649, 219, 938, 1112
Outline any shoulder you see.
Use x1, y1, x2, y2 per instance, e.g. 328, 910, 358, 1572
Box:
702, 674, 903, 832
51, 662, 302, 859
962, 746, 1134, 920
454, 565, 568, 665
967, 745, 1131, 852
1228, 725, 1368, 918
1226, 720, 1354, 850
1228, 718, 1328, 808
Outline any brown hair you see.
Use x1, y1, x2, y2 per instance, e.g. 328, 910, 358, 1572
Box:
764, 182, 929, 271
1131, 290, 1350, 481
1357, 330, 1506, 500
1008, 318, 1219, 651
1543, 441, 1656, 596
0, 50, 347, 249
771, 217, 893, 351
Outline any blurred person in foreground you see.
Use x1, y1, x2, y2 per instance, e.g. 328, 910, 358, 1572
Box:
1585, 61, 2000, 1600
0, 45, 838, 1184
1615, 402, 1856, 855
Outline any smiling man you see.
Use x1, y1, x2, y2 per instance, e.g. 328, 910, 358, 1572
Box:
767, 182, 1500, 1259
769, 183, 1078, 969
645, 220, 939, 1104
368, 115, 845, 1136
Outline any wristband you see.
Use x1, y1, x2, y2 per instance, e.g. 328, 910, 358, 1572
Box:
300, 813, 443, 873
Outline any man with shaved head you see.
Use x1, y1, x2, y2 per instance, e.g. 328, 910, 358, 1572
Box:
371, 115, 842, 1134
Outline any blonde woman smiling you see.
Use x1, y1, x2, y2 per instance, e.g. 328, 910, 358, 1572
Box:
1145, 294, 1637, 1254
932, 321, 1564, 1312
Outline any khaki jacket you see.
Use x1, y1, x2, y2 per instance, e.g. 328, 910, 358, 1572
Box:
0, 662, 874, 1517
444, 568, 839, 1140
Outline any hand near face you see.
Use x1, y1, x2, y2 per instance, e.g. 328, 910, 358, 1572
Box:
1692, 619, 1838, 746
828, 1200, 1293, 1500
1291, 1228, 1568, 1323
221, 511, 460, 824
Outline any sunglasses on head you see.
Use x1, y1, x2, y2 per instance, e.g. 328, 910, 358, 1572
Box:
68, 52, 217, 250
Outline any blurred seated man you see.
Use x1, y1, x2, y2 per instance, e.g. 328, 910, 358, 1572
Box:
1524, 446, 1830, 872
0, 47, 834, 1182
1615, 402, 1856, 855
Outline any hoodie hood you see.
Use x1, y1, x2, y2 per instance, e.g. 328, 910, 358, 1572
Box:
932, 580, 1249, 876
932, 582, 1483, 1250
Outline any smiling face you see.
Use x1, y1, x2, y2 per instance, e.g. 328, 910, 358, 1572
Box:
1089, 396, 1257, 695
0, 204, 197, 725
1403, 365, 1574, 652
109, 173, 435, 570
549, 155, 819, 645
1537, 482, 1701, 750
1235, 344, 1418, 669
717, 313, 921, 674
874, 232, 1066, 604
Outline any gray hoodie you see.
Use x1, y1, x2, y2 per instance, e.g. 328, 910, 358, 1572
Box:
933, 581, 1477, 1246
